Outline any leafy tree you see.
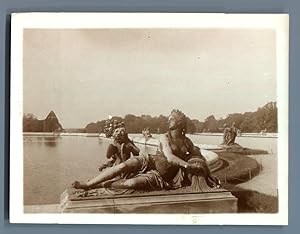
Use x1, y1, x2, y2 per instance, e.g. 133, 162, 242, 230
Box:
84, 102, 277, 134
202, 115, 218, 132
23, 113, 43, 132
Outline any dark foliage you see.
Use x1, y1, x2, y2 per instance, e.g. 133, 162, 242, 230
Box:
23, 113, 43, 132
85, 102, 277, 133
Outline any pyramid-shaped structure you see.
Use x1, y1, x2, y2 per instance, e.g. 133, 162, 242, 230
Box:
45, 110, 58, 120
43, 110, 63, 132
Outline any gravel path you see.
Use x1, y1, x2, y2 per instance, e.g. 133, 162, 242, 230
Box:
237, 153, 278, 196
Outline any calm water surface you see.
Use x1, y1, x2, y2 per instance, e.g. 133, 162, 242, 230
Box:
23, 134, 277, 205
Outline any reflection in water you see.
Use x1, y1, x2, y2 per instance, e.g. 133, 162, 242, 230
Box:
24, 136, 109, 205
43, 136, 60, 147
97, 138, 106, 146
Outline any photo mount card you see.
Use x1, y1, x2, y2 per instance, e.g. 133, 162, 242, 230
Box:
10, 13, 288, 225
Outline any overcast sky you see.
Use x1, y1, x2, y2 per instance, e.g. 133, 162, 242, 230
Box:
23, 28, 276, 128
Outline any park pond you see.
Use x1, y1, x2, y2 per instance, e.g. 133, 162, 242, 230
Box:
23, 133, 277, 206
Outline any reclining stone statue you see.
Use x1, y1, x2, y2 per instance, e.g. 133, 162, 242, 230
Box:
72, 109, 221, 193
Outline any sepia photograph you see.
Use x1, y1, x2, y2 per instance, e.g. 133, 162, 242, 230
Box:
10, 13, 288, 224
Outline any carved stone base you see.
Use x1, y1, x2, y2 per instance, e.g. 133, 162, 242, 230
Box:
60, 186, 237, 213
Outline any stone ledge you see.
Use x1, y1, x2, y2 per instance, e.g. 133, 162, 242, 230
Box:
60, 188, 237, 214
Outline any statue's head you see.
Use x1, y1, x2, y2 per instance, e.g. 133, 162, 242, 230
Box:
112, 127, 128, 143
168, 109, 187, 131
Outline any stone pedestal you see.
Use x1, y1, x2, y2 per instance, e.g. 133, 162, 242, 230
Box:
60, 187, 237, 214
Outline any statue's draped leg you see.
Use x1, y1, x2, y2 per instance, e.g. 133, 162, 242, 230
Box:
190, 175, 215, 192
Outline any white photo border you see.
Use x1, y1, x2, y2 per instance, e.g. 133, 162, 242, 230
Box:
10, 13, 289, 225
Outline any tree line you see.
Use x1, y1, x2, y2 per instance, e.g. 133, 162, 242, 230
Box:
85, 102, 277, 134
23, 113, 44, 132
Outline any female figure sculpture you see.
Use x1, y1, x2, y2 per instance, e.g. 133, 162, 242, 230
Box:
72, 109, 220, 190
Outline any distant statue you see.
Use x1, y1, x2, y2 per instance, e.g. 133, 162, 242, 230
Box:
142, 127, 152, 138
223, 124, 230, 144
260, 128, 267, 135
222, 122, 238, 146
72, 109, 220, 191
